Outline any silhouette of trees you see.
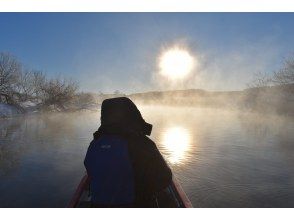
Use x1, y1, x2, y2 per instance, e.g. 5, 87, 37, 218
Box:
272, 57, 294, 85
246, 56, 294, 115
247, 72, 271, 88
41, 78, 78, 110
73, 92, 96, 109
248, 56, 294, 88
0, 52, 81, 111
0, 52, 22, 105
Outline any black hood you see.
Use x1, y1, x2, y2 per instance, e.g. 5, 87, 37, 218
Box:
98, 97, 152, 136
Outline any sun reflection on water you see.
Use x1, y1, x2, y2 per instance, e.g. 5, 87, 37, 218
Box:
161, 126, 191, 165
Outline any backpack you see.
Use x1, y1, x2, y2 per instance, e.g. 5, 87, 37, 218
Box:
84, 134, 135, 205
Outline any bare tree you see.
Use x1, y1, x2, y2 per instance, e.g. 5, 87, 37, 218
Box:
0, 51, 81, 112
41, 78, 79, 110
246, 56, 294, 114
272, 57, 294, 85
247, 57, 294, 89
13, 69, 35, 102
0, 52, 22, 104
247, 72, 272, 89
73, 92, 96, 109
30, 70, 46, 101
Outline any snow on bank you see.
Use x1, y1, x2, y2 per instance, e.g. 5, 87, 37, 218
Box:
0, 103, 22, 118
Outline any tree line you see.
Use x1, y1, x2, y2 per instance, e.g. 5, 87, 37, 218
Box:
0, 52, 95, 112
248, 56, 294, 88
245, 56, 294, 115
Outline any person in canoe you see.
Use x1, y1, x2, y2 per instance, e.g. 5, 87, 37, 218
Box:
84, 97, 172, 207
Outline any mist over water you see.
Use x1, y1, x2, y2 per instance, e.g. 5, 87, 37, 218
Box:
0, 106, 294, 207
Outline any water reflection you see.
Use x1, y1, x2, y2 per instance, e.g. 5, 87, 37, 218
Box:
161, 126, 191, 164
1, 107, 294, 207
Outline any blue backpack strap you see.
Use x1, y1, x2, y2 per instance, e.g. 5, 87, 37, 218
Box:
84, 135, 135, 205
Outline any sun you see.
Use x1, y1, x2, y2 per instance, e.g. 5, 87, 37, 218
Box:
158, 47, 195, 80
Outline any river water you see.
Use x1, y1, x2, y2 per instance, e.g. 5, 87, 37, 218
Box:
0, 106, 294, 207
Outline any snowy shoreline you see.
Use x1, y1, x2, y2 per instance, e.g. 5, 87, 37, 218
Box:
0, 102, 101, 119
0, 103, 23, 118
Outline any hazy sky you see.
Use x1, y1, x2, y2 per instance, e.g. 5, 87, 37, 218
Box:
1, 13, 294, 93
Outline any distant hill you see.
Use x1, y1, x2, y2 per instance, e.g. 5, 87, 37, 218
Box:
127, 84, 294, 115
88, 84, 293, 115
128, 89, 244, 108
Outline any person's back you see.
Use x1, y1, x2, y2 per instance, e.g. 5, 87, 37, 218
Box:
84, 97, 172, 207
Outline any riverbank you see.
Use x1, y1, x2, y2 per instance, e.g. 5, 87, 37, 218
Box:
0, 102, 100, 118
2, 84, 293, 118
0, 103, 23, 118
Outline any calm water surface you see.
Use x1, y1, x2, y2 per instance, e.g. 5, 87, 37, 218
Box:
0, 106, 294, 207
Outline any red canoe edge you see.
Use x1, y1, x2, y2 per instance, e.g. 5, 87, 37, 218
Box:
67, 174, 193, 208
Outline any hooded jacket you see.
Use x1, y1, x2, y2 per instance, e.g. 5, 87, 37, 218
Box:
84, 97, 172, 207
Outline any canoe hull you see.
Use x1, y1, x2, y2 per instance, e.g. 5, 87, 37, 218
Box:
68, 174, 192, 208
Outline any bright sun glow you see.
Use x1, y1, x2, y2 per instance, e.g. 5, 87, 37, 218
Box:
162, 127, 191, 164
158, 47, 195, 80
